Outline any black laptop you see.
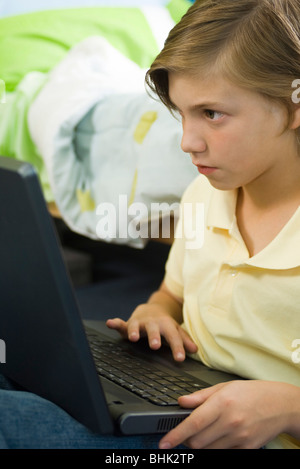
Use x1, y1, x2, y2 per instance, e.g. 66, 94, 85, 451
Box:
0, 156, 239, 436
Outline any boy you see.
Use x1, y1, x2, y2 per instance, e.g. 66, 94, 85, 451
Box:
107, 0, 300, 449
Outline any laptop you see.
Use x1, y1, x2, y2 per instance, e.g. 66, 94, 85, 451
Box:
0, 156, 240, 436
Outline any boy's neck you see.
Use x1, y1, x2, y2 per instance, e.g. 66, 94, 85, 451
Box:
239, 156, 300, 212
236, 156, 300, 257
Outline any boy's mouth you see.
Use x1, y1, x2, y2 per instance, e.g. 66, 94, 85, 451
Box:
196, 165, 218, 176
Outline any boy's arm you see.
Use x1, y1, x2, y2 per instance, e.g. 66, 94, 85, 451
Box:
146, 281, 184, 323
106, 281, 197, 361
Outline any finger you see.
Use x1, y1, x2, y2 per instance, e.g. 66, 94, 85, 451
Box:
144, 322, 162, 350
184, 422, 229, 449
178, 383, 227, 408
126, 319, 142, 342
177, 390, 208, 408
178, 328, 198, 354
162, 327, 186, 361
159, 396, 220, 449
106, 318, 128, 337
185, 412, 252, 450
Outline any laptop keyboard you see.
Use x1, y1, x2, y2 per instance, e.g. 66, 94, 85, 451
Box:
87, 332, 207, 406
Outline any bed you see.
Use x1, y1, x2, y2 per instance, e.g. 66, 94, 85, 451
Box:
0, 0, 198, 248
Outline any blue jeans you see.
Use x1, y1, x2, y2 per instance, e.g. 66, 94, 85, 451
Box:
0, 374, 168, 449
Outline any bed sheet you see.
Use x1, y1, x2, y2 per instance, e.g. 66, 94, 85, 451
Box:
0, 0, 197, 247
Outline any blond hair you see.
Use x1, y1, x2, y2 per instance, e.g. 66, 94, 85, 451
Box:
146, 0, 300, 130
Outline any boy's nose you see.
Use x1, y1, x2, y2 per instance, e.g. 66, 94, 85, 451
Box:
181, 128, 207, 155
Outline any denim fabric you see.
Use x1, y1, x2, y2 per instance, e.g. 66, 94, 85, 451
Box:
0, 374, 164, 449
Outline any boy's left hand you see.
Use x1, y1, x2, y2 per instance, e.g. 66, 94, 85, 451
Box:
159, 380, 299, 449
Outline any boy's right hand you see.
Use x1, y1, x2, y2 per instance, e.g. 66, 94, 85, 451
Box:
106, 304, 198, 362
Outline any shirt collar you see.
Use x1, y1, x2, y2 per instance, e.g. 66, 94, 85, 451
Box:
206, 186, 300, 270
246, 207, 300, 269
206, 187, 238, 231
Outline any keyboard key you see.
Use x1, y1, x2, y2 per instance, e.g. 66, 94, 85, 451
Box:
86, 331, 208, 407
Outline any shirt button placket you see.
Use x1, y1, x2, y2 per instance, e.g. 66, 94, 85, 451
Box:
230, 268, 238, 278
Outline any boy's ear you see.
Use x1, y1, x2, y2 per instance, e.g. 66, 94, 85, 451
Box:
290, 105, 300, 130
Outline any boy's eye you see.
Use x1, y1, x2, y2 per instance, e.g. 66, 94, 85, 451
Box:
204, 110, 224, 121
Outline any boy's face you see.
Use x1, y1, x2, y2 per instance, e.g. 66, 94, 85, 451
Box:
168, 72, 296, 192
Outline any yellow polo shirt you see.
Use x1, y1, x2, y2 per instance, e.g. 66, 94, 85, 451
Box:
164, 175, 300, 449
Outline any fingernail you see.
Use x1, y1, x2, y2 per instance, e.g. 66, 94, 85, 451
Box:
159, 441, 171, 450
151, 339, 159, 347
176, 352, 185, 361
129, 332, 138, 341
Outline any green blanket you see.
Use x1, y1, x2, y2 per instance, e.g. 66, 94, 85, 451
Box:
0, 0, 191, 202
